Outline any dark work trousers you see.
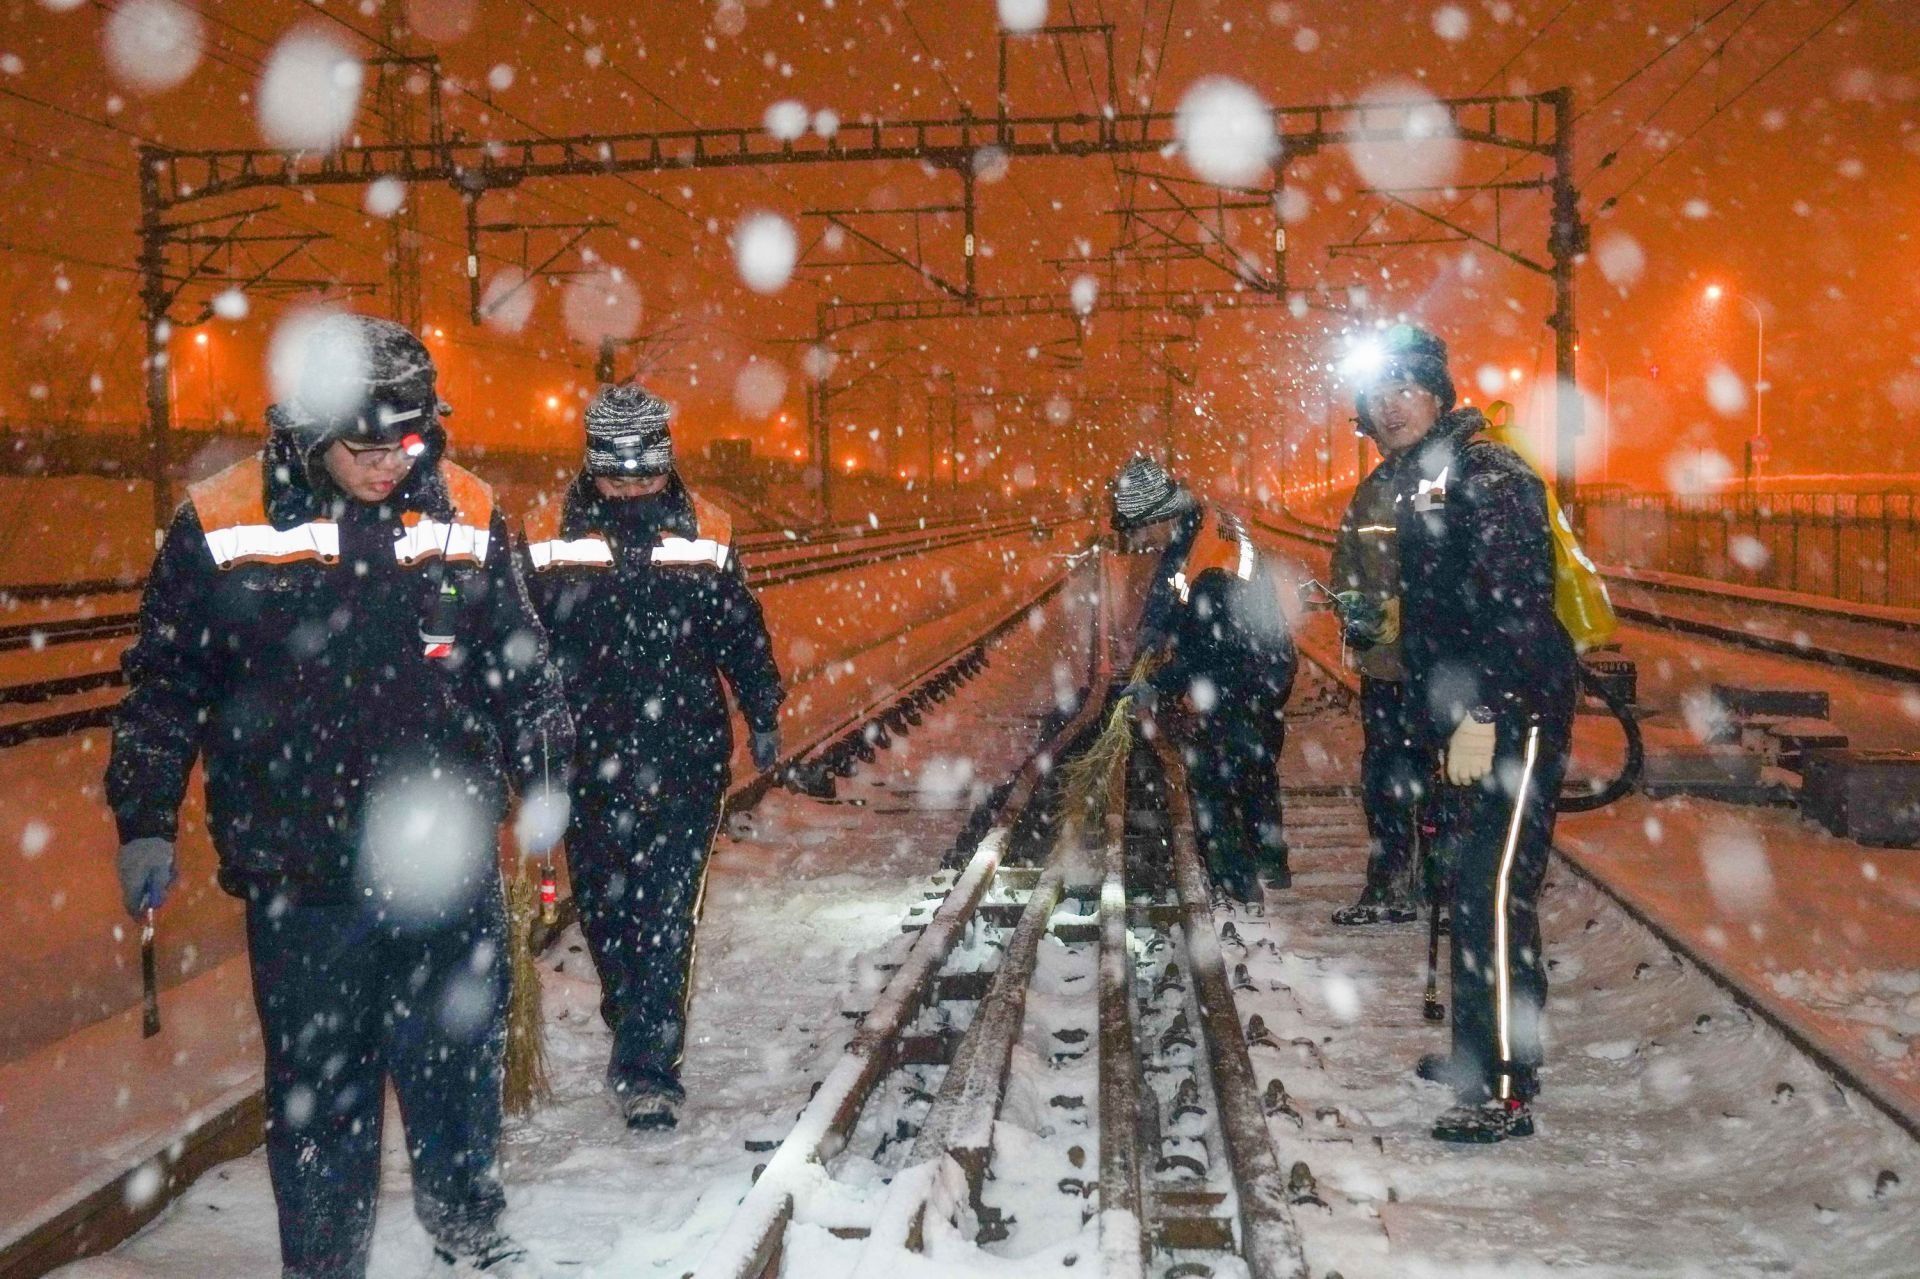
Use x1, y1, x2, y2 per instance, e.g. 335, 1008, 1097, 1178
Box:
1182, 701, 1288, 887
243, 882, 508, 1279
1440, 703, 1574, 1105
1358, 676, 1429, 907
565, 779, 725, 1095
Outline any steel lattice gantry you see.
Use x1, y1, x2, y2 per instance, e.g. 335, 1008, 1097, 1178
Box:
137, 91, 1585, 526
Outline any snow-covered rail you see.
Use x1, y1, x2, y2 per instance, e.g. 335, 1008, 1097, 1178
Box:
694, 705, 1316, 1279
0, 564, 1080, 1279
691, 674, 1110, 1279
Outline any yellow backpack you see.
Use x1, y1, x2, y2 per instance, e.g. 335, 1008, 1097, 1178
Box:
1481, 401, 1618, 652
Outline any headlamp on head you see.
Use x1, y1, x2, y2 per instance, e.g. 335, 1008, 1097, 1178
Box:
1337, 334, 1387, 382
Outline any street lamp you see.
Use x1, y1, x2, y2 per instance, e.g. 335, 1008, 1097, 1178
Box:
194, 331, 215, 427
1703, 284, 1766, 487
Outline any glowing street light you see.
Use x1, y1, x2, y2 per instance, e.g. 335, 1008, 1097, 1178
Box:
192, 331, 215, 424
1702, 283, 1767, 485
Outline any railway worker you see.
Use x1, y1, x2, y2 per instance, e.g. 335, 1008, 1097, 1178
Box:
1110, 454, 1297, 903
1361, 323, 1578, 1143
519, 382, 784, 1132
107, 312, 573, 1278
1327, 354, 1432, 928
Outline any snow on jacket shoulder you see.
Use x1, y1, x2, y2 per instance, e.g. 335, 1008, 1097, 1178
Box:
1393, 409, 1576, 740
1143, 504, 1296, 709
106, 435, 573, 900
520, 475, 783, 797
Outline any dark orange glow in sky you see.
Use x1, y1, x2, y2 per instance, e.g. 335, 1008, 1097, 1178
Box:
2, 0, 1916, 498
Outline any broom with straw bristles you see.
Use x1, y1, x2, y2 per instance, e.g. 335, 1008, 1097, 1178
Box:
503, 738, 570, 1116
1058, 654, 1162, 829
501, 868, 551, 1115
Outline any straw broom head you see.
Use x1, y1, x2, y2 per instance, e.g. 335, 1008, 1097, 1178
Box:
501, 869, 551, 1116
1058, 655, 1161, 827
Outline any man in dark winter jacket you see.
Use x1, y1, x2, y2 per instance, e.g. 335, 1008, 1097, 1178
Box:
520, 383, 784, 1131
1111, 454, 1297, 903
108, 313, 573, 1278
1327, 416, 1427, 927
1361, 324, 1578, 1144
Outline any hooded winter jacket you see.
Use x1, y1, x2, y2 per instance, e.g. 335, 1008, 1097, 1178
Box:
1139, 502, 1296, 711
1392, 407, 1577, 742
519, 473, 783, 799
106, 412, 574, 900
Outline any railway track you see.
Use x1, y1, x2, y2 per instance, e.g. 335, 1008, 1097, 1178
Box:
0, 563, 1075, 1279
693, 694, 1311, 1279
0, 511, 1070, 749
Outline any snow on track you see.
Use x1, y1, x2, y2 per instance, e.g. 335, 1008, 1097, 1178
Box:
49, 574, 1094, 1279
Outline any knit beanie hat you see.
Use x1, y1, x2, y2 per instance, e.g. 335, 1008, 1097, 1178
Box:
285, 312, 444, 453
1355, 323, 1456, 432
1110, 454, 1190, 529
585, 383, 673, 476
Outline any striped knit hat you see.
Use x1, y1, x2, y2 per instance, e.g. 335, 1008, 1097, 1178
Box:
584, 383, 674, 476
1110, 454, 1188, 529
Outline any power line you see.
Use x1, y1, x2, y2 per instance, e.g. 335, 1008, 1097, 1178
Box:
0, 233, 141, 276
0, 84, 147, 141
289, 0, 696, 252
1582, 0, 1749, 120
1600, 0, 1864, 211
1587, 0, 1778, 183
1475, 0, 1578, 94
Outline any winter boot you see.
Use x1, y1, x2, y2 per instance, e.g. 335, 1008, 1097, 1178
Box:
433, 1231, 540, 1276
1431, 1096, 1534, 1144
1331, 898, 1417, 926
613, 1077, 684, 1131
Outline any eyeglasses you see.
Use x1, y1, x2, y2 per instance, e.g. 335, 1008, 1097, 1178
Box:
336, 433, 425, 466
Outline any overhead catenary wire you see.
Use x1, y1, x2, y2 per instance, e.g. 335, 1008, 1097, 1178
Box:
1473, 0, 1579, 95
1585, 0, 1780, 184
1598, 0, 1865, 211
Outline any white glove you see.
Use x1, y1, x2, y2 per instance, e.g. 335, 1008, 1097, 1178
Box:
1444, 716, 1497, 786
513, 784, 571, 860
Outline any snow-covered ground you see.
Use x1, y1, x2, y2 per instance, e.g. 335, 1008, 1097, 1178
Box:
27, 550, 1920, 1278
0, 523, 1083, 1063
1241, 704, 1920, 1279
47, 565, 1095, 1279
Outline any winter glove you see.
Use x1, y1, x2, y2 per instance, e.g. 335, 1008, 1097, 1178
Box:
1335, 592, 1400, 649
1121, 679, 1158, 714
1443, 715, 1498, 787
512, 784, 571, 861
117, 837, 177, 917
751, 728, 782, 771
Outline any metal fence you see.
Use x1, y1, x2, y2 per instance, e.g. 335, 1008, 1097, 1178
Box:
1578, 492, 1920, 610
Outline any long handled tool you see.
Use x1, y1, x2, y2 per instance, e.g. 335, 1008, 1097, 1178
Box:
140, 906, 161, 1038
1418, 803, 1446, 1024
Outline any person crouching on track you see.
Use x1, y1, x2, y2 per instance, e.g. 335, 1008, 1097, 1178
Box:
1110, 454, 1297, 904
519, 383, 785, 1131
1327, 361, 1433, 928
1361, 323, 1578, 1143
108, 313, 574, 1279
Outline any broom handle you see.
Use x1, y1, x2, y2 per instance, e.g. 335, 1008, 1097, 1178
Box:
140, 907, 161, 1038
1421, 795, 1446, 1023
